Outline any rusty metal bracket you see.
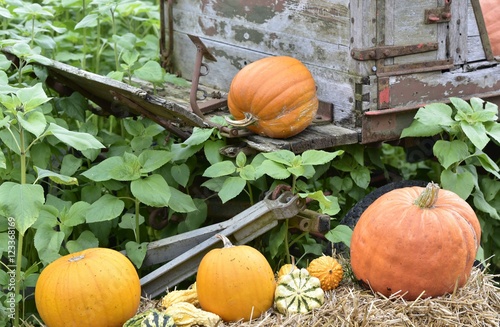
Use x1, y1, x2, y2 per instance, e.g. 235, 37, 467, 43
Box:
351, 43, 439, 61
425, 0, 452, 24
188, 34, 217, 119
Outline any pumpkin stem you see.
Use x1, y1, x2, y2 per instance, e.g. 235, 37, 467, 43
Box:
225, 112, 258, 127
68, 254, 85, 262
414, 182, 440, 208
216, 234, 234, 248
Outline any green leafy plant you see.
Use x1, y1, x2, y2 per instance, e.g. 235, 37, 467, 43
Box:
401, 97, 500, 271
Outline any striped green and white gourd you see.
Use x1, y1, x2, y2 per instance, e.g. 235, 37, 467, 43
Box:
275, 268, 325, 314
123, 309, 175, 327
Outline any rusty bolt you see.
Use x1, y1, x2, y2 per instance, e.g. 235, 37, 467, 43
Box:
368, 50, 376, 58
441, 12, 451, 19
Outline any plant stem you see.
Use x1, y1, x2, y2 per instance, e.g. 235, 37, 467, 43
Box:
135, 198, 141, 244
414, 182, 440, 208
13, 127, 27, 327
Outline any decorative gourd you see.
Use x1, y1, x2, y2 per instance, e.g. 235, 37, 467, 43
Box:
226, 56, 318, 139
350, 182, 482, 300
35, 247, 141, 327
123, 310, 174, 327
276, 263, 296, 280
196, 234, 276, 322
307, 256, 343, 291
275, 268, 325, 314
163, 302, 221, 327
480, 0, 500, 56
161, 283, 199, 309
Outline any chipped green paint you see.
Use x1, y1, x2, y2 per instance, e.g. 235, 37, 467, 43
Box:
202, 0, 286, 24
233, 26, 265, 44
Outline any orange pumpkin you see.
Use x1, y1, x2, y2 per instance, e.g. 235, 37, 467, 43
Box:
35, 248, 141, 327
196, 234, 276, 322
480, 0, 500, 56
350, 182, 481, 300
226, 56, 318, 139
307, 256, 343, 291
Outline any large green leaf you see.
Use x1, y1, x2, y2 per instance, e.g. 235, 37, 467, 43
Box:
138, 149, 174, 174
34, 224, 64, 265
203, 161, 236, 178
82, 153, 141, 182
440, 168, 475, 200
167, 187, 197, 213
401, 119, 444, 138
416, 102, 455, 126
17, 110, 46, 137
184, 127, 215, 146
85, 194, 125, 223
125, 241, 148, 269
46, 123, 105, 151
66, 230, 99, 253
171, 163, 190, 187
460, 121, 489, 150
325, 225, 353, 247
433, 140, 469, 169
263, 150, 295, 166
62, 201, 90, 227
301, 149, 344, 165
16, 83, 52, 112
119, 213, 145, 230
131, 174, 171, 207
75, 13, 99, 29
34, 166, 78, 185
0, 182, 45, 235
133, 60, 164, 84
256, 160, 290, 180
218, 176, 246, 203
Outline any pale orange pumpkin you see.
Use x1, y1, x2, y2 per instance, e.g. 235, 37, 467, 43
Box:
276, 263, 296, 280
307, 256, 343, 291
35, 247, 141, 327
196, 234, 276, 322
350, 182, 481, 300
226, 56, 318, 139
480, 0, 500, 56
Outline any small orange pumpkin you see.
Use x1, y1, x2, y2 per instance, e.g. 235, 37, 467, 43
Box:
196, 234, 276, 322
307, 256, 343, 291
35, 248, 141, 327
350, 182, 481, 300
226, 56, 318, 139
276, 263, 297, 279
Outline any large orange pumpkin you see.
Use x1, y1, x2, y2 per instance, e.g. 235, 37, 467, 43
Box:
226, 56, 318, 139
35, 247, 141, 327
350, 182, 481, 300
196, 234, 276, 322
480, 0, 500, 56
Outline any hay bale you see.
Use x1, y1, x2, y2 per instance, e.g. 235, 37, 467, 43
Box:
143, 266, 499, 326
221, 267, 500, 327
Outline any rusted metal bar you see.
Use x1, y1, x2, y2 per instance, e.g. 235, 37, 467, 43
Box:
376, 59, 454, 77
351, 43, 440, 61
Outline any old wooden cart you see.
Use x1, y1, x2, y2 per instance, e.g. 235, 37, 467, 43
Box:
33, 0, 500, 153
9, 0, 498, 297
